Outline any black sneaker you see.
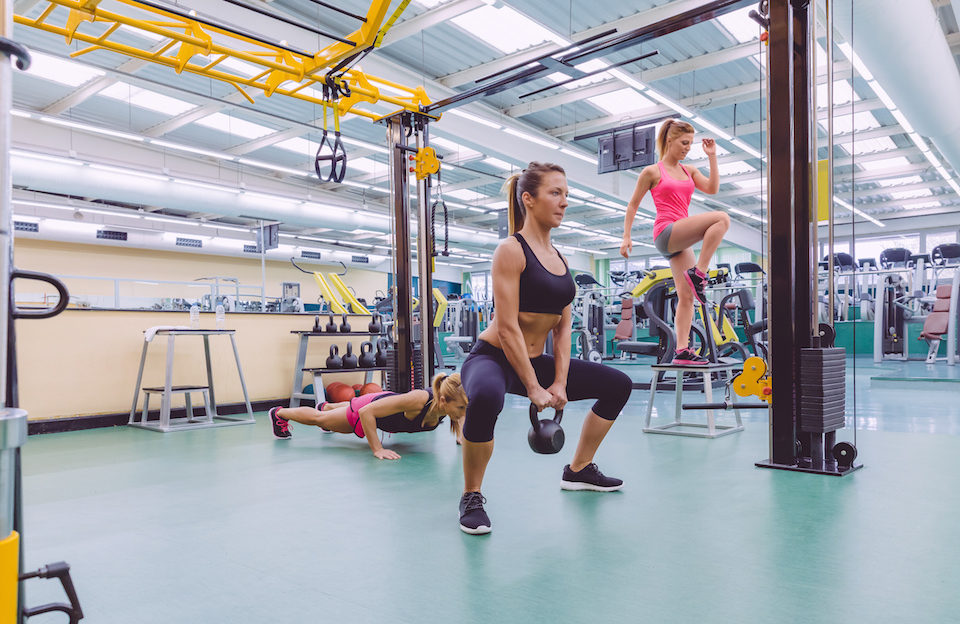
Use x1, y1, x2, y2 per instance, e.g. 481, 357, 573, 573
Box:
459, 491, 491, 535
561, 463, 623, 492
684, 267, 708, 304
672, 348, 709, 366
269, 406, 291, 440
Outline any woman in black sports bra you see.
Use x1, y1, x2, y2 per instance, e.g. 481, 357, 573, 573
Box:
457, 162, 633, 535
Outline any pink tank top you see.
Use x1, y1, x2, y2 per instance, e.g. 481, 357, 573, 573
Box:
650, 161, 695, 239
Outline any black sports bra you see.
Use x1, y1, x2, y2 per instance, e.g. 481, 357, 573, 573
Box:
514, 233, 576, 315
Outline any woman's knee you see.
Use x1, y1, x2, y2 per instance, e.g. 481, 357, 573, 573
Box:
715, 211, 730, 230
463, 392, 504, 442
593, 368, 633, 420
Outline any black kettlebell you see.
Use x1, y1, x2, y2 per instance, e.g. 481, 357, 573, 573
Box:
358, 341, 376, 368
312, 315, 321, 332
340, 313, 352, 333
342, 342, 358, 368
375, 338, 388, 367
527, 403, 564, 454
325, 315, 337, 333
326, 344, 342, 369
368, 313, 382, 334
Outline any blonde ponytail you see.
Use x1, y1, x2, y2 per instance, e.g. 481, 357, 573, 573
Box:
504, 174, 525, 235
427, 372, 468, 436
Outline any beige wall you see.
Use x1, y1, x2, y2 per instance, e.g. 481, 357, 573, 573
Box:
12, 239, 390, 421
16, 310, 382, 420
13, 238, 390, 308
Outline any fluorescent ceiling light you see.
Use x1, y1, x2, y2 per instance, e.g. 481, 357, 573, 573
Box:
176, 178, 242, 194
717, 161, 755, 176
11, 149, 82, 166
236, 157, 310, 177
906, 201, 941, 209
830, 111, 880, 135
564, 220, 584, 227
588, 88, 654, 116
734, 178, 763, 190
151, 139, 230, 160
98, 82, 197, 116
482, 157, 513, 171
450, 5, 565, 54
837, 43, 873, 81
199, 222, 250, 232
274, 137, 319, 155
876, 175, 923, 187
716, 6, 761, 44
40, 116, 145, 142
890, 188, 933, 200
687, 142, 730, 161
341, 180, 373, 189
859, 156, 912, 172
485, 200, 508, 209
816, 80, 859, 107
120, 24, 165, 41
560, 59, 614, 90
446, 189, 489, 202
559, 148, 596, 164
195, 113, 274, 139
340, 136, 389, 154
446, 109, 502, 129
847, 137, 897, 156
503, 127, 560, 150
692, 117, 733, 141
348, 157, 386, 175
568, 188, 593, 199
87, 163, 169, 182
26, 52, 104, 87
431, 136, 482, 161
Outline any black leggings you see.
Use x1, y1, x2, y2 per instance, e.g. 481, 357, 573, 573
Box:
460, 340, 633, 443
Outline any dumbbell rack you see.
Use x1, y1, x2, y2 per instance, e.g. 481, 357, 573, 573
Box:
288, 330, 385, 408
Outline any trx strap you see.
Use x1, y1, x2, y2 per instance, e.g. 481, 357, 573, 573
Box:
373, 0, 412, 48
314, 84, 348, 183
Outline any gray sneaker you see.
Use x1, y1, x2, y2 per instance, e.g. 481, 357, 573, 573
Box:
561, 463, 623, 492
459, 491, 491, 535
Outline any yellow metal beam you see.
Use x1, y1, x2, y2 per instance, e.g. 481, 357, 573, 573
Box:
15, 0, 436, 120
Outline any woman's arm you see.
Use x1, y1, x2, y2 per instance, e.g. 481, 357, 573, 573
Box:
491, 240, 552, 409
692, 138, 719, 194
621, 166, 657, 258
546, 303, 573, 410
357, 391, 428, 459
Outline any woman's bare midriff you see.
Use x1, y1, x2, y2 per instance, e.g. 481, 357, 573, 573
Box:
477, 311, 562, 358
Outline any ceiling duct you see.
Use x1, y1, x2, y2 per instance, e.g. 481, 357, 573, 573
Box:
834, 0, 960, 177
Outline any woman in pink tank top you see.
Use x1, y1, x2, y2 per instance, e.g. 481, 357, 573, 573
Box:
619, 119, 727, 365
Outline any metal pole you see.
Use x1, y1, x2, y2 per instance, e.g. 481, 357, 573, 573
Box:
766, 0, 797, 466
415, 124, 435, 389
0, 408, 27, 538
259, 221, 266, 312
810, 4, 819, 337
388, 115, 413, 393
1, 0, 14, 408
826, 0, 836, 328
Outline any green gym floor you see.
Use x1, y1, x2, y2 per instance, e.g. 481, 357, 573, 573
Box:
19, 356, 960, 623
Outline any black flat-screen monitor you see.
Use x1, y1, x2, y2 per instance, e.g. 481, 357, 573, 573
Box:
598, 125, 656, 174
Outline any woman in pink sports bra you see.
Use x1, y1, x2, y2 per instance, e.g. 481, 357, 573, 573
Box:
266, 372, 468, 460
619, 119, 726, 365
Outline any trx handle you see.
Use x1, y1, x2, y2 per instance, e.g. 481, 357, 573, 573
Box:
0, 37, 32, 70
314, 131, 347, 183
20, 561, 84, 623
314, 86, 348, 184
11, 270, 69, 319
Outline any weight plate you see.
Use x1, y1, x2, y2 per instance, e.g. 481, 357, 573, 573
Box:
588, 350, 603, 364
817, 323, 837, 347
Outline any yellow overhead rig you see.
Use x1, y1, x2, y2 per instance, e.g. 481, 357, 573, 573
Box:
15, 0, 435, 122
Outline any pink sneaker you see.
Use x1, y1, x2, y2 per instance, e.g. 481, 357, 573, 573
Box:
269, 406, 291, 439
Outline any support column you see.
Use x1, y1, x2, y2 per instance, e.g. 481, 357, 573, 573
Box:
387, 115, 413, 393
415, 123, 435, 389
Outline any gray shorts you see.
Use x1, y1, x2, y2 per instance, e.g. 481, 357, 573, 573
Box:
654, 223, 681, 259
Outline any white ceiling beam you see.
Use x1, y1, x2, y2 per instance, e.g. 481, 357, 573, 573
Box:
437, 0, 719, 88
380, 0, 487, 46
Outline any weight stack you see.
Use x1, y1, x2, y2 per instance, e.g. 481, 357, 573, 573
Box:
799, 347, 846, 433
384, 344, 425, 392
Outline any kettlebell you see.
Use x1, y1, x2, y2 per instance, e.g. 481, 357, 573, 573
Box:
358, 341, 376, 368
375, 338, 388, 367
368, 313, 382, 334
312, 315, 321, 332
340, 313, 352, 333
527, 403, 564, 454
342, 342, 358, 369
326, 344, 342, 369
325, 315, 337, 333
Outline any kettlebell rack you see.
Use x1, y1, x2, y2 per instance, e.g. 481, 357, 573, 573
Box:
288, 323, 386, 408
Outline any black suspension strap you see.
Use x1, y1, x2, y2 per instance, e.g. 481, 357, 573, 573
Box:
314, 84, 348, 183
